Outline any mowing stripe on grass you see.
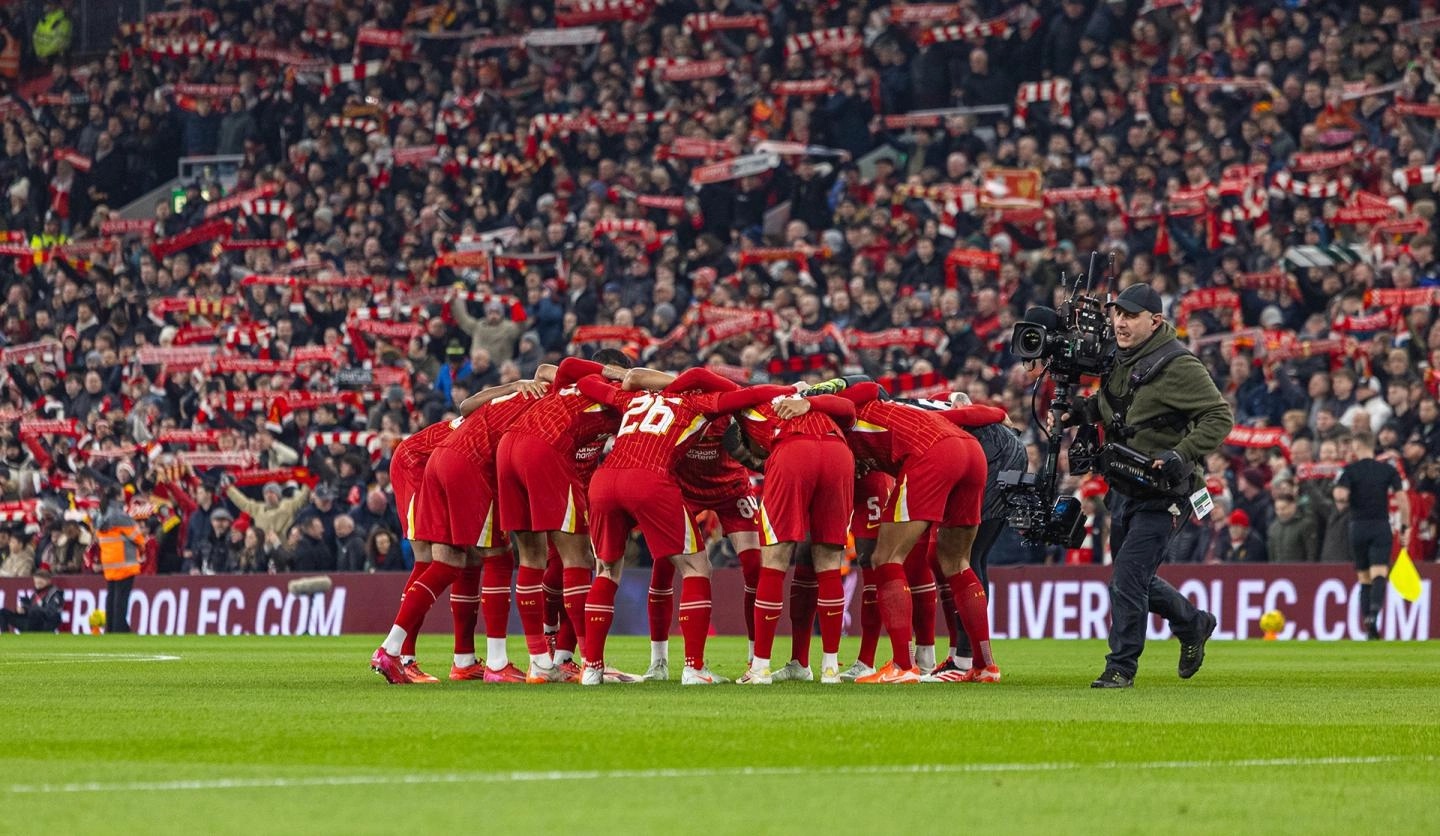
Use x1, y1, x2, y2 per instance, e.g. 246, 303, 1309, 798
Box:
0, 653, 181, 665
6, 755, 1434, 795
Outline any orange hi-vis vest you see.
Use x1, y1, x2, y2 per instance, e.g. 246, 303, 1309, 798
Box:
99, 523, 144, 581
0, 32, 18, 80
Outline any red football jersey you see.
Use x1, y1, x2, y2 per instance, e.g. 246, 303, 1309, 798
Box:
841, 383, 965, 474
676, 419, 752, 504
579, 374, 793, 474
573, 438, 606, 486
436, 390, 535, 463
392, 418, 454, 476
504, 357, 619, 458
735, 395, 854, 455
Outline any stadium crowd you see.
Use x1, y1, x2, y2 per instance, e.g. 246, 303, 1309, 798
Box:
0, 0, 1435, 593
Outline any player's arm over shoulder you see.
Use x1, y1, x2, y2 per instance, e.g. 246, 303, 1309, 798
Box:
577, 373, 624, 408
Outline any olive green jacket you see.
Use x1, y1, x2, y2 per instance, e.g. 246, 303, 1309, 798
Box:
1084, 322, 1235, 492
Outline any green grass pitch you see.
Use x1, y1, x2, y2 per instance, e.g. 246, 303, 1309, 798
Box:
3, 635, 1437, 834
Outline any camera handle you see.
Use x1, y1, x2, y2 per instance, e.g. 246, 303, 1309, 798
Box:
1038, 376, 1077, 518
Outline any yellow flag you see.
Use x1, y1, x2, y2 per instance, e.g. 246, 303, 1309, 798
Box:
1391, 548, 1423, 603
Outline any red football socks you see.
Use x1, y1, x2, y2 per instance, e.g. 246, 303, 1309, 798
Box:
939, 574, 963, 654
555, 610, 577, 654
678, 576, 712, 670
515, 565, 548, 655
875, 561, 914, 669
399, 560, 428, 657
949, 568, 994, 667
905, 553, 937, 649
648, 558, 675, 642
450, 564, 481, 655
582, 575, 618, 667
751, 566, 785, 662
738, 548, 761, 642
858, 567, 880, 668
480, 552, 513, 642
562, 566, 591, 645
815, 568, 844, 655
789, 564, 818, 667
542, 555, 563, 628
395, 561, 459, 636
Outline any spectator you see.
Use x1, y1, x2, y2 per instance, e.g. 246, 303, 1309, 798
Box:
1232, 469, 1275, 544
349, 489, 400, 540
0, 528, 34, 576
364, 527, 404, 573
1267, 495, 1319, 563
42, 517, 89, 575
334, 514, 366, 572
1226, 510, 1268, 564
225, 482, 311, 543
233, 525, 272, 574
195, 508, 237, 575
183, 482, 220, 574
307, 483, 343, 552
1320, 490, 1353, 564
284, 514, 334, 573
453, 297, 522, 364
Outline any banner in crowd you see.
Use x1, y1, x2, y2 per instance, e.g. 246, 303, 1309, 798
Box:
3, 564, 1431, 640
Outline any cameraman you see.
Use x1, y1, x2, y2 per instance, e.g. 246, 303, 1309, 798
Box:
1064, 285, 1234, 688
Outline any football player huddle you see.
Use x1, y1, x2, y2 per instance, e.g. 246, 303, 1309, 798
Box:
371, 356, 1016, 687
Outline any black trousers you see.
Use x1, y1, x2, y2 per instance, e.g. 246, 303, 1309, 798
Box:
106, 576, 134, 633
0, 607, 52, 632
1106, 494, 1203, 678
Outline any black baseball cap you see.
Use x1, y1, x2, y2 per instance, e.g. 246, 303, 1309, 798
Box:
1107, 284, 1163, 315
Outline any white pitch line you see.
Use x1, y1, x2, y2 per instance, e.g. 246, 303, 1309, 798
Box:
0, 653, 180, 666
5, 755, 1433, 795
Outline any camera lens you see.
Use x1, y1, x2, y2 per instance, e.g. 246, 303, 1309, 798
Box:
1011, 322, 1046, 359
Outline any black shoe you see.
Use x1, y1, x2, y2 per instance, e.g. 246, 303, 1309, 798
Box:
1178, 610, 1217, 680
1363, 616, 1381, 641
1090, 669, 1134, 689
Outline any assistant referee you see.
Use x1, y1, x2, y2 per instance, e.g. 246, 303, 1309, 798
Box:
1334, 432, 1410, 640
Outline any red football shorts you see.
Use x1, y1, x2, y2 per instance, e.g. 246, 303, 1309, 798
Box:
390, 453, 427, 541
496, 433, 588, 535
759, 436, 855, 547
884, 434, 986, 528
589, 468, 703, 564
411, 448, 502, 549
850, 469, 895, 541
691, 489, 760, 538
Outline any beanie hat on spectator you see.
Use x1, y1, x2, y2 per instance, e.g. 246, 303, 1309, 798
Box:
1240, 468, 1267, 489
1229, 510, 1251, 528
263, 482, 282, 497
